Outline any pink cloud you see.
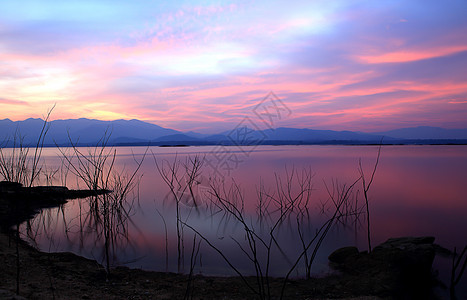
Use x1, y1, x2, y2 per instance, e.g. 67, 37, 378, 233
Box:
356, 44, 467, 64
1, 1, 467, 132
0, 98, 29, 105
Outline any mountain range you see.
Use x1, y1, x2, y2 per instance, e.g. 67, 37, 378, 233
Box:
1, 118, 467, 147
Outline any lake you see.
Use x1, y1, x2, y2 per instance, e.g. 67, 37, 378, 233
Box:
19, 145, 467, 294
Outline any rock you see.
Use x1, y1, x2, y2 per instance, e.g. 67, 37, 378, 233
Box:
328, 246, 359, 264
328, 236, 438, 298
0, 289, 27, 299
29, 186, 69, 193
372, 236, 436, 276
0, 181, 23, 192
0, 181, 112, 231
373, 236, 435, 250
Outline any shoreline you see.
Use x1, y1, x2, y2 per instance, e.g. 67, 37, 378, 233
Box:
2, 142, 467, 149
1, 231, 385, 300
0, 182, 452, 299
0, 229, 447, 299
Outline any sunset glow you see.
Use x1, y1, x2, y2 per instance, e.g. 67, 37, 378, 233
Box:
1, 0, 466, 133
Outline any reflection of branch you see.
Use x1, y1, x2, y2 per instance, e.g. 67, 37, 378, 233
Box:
182, 222, 258, 296
183, 155, 204, 208
0, 106, 54, 296
154, 153, 184, 272
358, 143, 382, 253
55, 133, 146, 275
281, 177, 361, 298
153, 153, 382, 299
451, 245, 467, 299
154, 156, 319, 299
156, 208, 169, 272
206, 167, 314, 299
184, 234, 202, 300
154, 154, 204, 273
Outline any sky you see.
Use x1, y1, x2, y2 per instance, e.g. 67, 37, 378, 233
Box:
1, 0, 467, 133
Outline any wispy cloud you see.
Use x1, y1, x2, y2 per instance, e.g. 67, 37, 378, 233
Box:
0, 98, 29, 105
1, 0, 466, 131
356, 46, 467, 64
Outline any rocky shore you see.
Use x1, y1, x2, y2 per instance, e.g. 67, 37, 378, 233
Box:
1, 232, 445, 299
0, 181, 450, 299
0, 181, 110, 230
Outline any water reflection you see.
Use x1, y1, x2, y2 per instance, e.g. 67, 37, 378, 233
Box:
20, 145, 467, 294
23, 141, 146, 275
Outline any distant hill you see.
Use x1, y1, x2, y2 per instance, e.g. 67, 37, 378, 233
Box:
214, 127, 385, 143
1, 118, 466, 146
374, 126, 467, 140
0, 118, 180, 146
155, 134, 201, 142
263, 127, 384, 141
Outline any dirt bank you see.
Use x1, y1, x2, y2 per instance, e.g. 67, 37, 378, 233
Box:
2, 230, 449, 299
0, 182, 445, 299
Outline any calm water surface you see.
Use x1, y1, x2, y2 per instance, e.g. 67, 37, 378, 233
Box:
21, 145, 467, 294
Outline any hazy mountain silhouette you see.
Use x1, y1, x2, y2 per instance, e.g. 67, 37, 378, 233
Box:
373, 126, 467, 139
263, 127, 383, 141
214, 127, 385, 143
1, 118, 466, 146
155, 134, 201, 142
0, 118, 180, 145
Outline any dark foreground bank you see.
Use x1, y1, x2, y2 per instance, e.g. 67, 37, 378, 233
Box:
0, 181, 453, 299
2, 232, 451, 299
